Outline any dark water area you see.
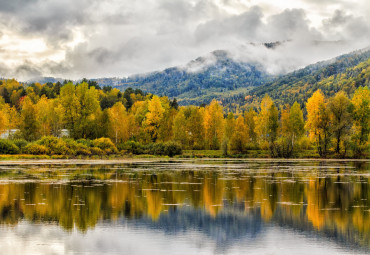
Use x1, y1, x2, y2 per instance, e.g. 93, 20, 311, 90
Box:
0, 159, 368, 254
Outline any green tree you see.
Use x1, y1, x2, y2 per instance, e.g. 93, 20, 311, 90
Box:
230, 115, 248, 153
277, 102, 305, 157
224, 112, 235, 141
203, 100, 224, 149
245, 108, 257, 144
75, 82, 100, 139
289, 102, 305, 140
187, 107, 205, 149
49, 99, 65, 137
20, 96, 40, 141
328, 91, 352, 155
351, 86, 370, 156
267, 103, 279, 156
59, 83, 80, 138
256, 95, 273, 143
173, 108, 188, 146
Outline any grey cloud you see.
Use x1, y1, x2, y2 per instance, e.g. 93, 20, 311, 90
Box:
322, 10, 370, 41
194, 7, 321, 45
195, 6, 263, 42
265, 9, 322, 41
87, 47, 119, 64
13, 62, 42, 79
159, 0, 196, 24
0, 0, 368, 80
0, 0, 98, 48
0, 0, 39, 12
0, 60, 70, 81
323, 10, 349, 26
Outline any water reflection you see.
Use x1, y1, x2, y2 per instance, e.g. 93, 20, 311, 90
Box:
0, 160, 368, 254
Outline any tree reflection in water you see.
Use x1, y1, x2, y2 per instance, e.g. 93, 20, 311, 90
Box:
0, 160, 368, 250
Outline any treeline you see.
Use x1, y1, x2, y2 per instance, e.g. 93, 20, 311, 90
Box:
0, 78, 368, 158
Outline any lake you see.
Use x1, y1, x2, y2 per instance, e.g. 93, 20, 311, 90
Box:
0, 159, 368, 254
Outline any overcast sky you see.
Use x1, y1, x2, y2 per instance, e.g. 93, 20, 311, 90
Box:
0, 0, 369, 80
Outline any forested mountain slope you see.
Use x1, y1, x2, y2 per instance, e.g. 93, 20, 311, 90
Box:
99, 47, 370, 108
96, 50, 271, 105
236, 48, 370, 108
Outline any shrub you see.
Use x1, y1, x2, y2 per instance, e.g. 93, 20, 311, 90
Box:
75, 144, 91, 156
90, 147, 104, 155
76, 139, 93, 147
93, 138, 118, 154
12, 139, 28, 152
119, 141, 145, 154
24, 144, 49, 155
229, 136, 246, 154
147, 142, 182, 156
0, 139, 20, 154
271, 137, 293, 158
37, 136, 69, 155
63, 138, 79, 154
163, 141, 182, 157
147, 143, 166, 155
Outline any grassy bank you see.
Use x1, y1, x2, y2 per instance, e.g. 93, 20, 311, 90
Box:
0, 149, 367, 161
181, 150, 319, 158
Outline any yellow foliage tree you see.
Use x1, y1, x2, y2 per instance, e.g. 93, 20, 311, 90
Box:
224, 112, 235, 141
203, 100, 224, 149
305, 90, 330, 157
109, 102, 130, 144
173, 108, 188, 146
256, 95, 273, 142
0, 109, 8, 136
144, 95, 165, 141
36, 95, 52, 137
230, 115, 248, 153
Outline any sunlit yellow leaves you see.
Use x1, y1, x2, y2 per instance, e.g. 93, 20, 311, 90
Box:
144, 95, 165, 141
204, 100, 224, 149
108, 102, 130, 144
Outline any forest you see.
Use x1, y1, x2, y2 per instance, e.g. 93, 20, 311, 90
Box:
0, 78, 368, 158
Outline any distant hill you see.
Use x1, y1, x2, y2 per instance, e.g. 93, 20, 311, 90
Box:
95, 50, 272, 105
28, 76, 65, 84
94, 46, 370, 108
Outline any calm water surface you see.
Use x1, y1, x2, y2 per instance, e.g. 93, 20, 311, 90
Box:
0, 159, 368, 254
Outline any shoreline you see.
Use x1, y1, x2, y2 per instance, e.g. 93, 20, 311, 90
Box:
0, 157, 368, 165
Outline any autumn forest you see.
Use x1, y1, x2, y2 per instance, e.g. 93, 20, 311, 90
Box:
0, 78, 368, 158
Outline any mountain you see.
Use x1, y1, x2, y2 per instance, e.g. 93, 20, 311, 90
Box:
94, 50, 272, 105
26, 45, 370, 109
227, 47, 370, 109
95, 45, 370, 107
28, 76, 65, 84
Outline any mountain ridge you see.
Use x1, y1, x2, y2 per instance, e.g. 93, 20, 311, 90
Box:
25, 45, 370, 108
